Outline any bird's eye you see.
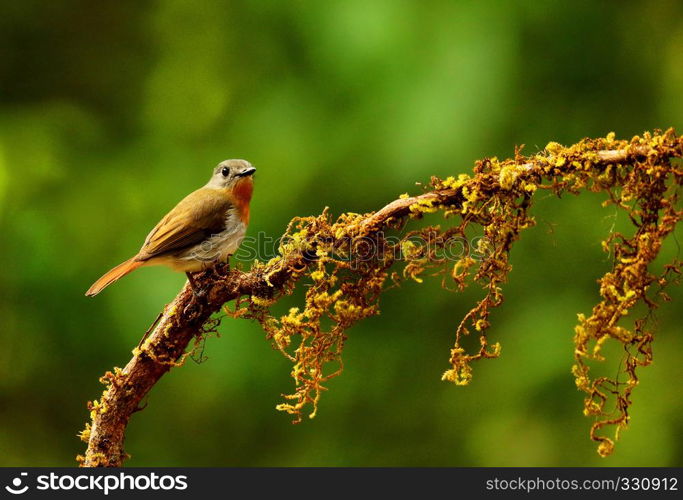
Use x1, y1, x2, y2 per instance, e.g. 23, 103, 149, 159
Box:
221, 166, 230, 177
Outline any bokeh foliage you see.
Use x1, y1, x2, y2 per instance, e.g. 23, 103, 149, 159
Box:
0, 0, 681, 466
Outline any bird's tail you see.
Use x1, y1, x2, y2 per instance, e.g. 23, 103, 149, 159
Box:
85, 258, 144, 297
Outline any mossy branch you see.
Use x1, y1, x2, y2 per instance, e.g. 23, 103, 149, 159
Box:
80, 130, 682, 466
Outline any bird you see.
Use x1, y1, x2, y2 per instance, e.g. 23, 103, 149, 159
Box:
85, 159, 256, 297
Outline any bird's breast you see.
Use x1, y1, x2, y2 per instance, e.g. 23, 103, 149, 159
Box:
232, 177, 253, 225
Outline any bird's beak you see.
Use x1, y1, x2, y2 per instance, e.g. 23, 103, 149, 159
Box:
236, 166, 256, 177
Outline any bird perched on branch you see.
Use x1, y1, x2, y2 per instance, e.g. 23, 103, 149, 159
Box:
85, 159, 256, 297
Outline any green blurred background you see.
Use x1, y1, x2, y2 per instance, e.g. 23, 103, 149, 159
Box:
1, 0, 681, 466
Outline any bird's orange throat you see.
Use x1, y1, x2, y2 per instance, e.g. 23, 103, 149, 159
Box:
232, 177, 253, 224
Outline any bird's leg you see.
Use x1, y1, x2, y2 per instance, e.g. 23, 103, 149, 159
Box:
185, 272, 205, 298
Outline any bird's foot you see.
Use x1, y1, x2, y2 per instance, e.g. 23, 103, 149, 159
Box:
183, 272, 208, 320
185, 272, 206, 298
212, 261, 231, 279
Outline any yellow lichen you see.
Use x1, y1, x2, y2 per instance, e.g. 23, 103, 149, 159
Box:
227, 128, 682, 458
78, 423, 91, 443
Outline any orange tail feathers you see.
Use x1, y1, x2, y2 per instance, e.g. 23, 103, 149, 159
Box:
85, 258, 144, 297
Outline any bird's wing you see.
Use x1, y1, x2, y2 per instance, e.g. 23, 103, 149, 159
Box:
136, 188, 233, 260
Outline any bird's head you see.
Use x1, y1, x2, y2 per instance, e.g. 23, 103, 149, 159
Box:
207, 159, 256, 190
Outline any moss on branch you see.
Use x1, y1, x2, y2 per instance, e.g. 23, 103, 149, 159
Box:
80, 129, 682, 466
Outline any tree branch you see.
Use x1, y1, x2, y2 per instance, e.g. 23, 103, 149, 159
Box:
79, 132, 681, 466
78, 188, 451, 467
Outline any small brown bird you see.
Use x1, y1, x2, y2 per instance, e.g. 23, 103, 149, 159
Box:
86, 159, 256, 297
